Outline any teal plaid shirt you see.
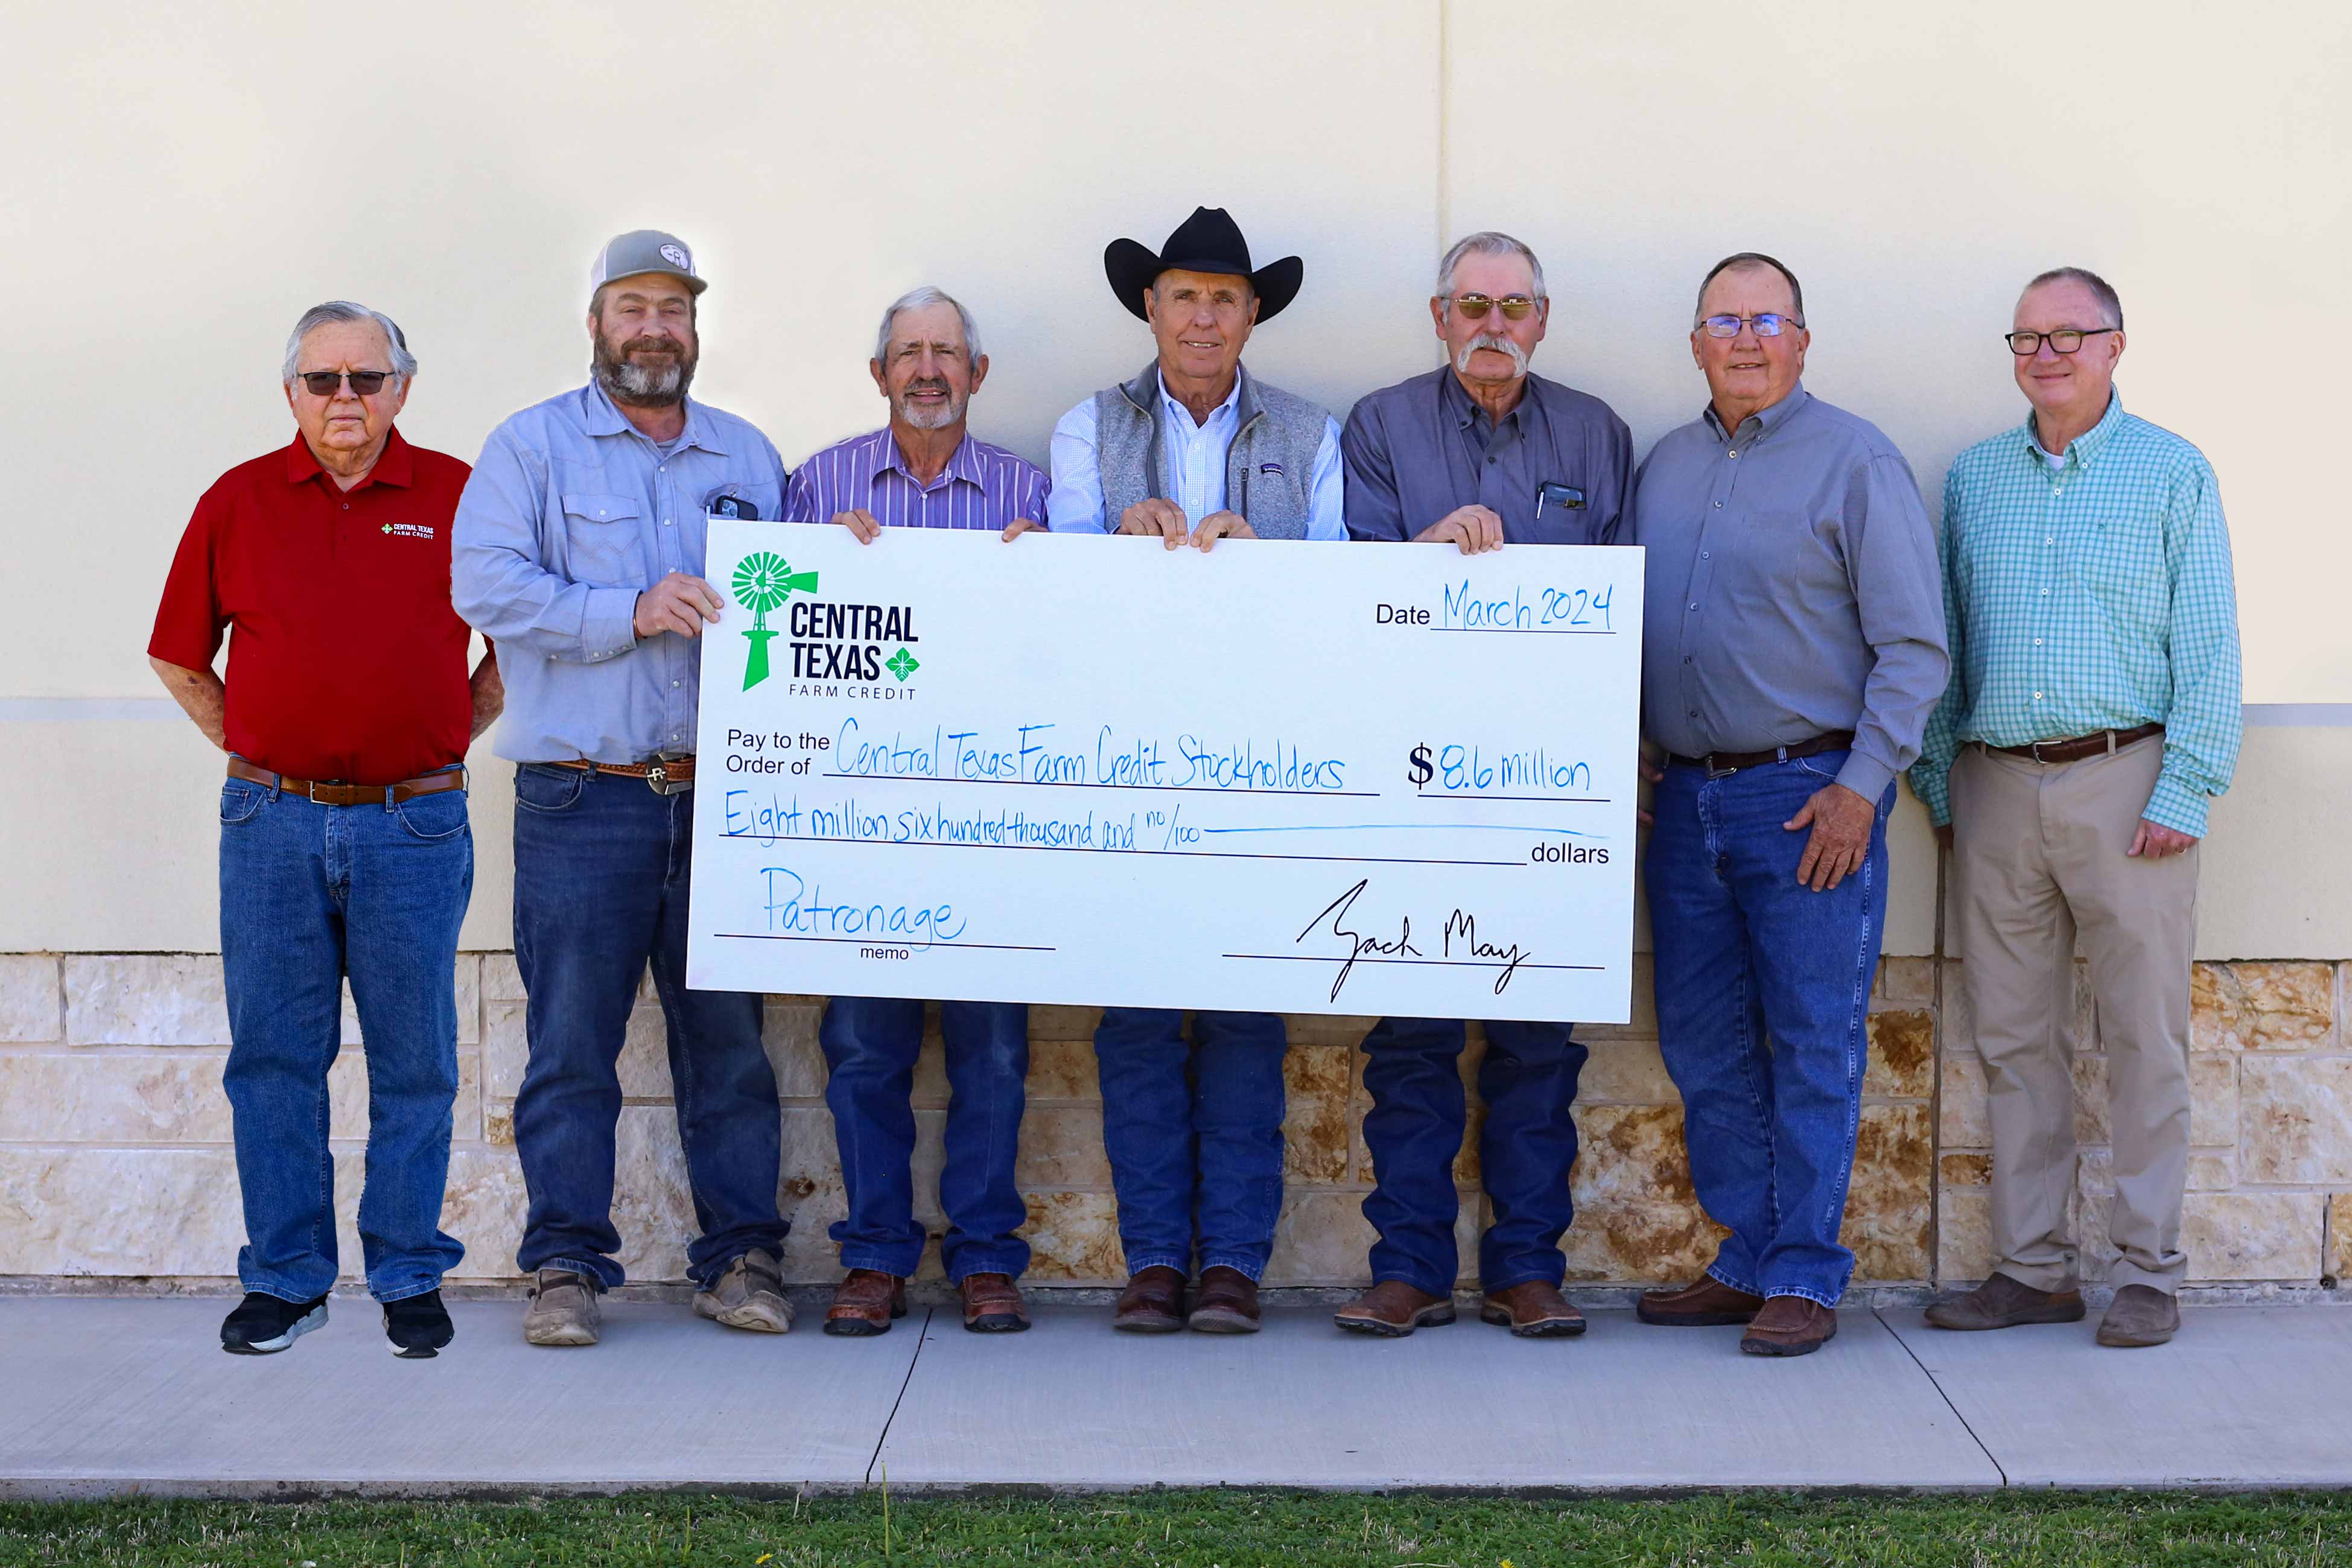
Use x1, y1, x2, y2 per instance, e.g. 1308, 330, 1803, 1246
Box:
1910, 392, 2242, 836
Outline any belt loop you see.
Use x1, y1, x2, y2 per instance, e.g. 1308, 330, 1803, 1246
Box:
267, 770, 284, 802
1775, 745, 1789, 764
2105, 730, 2118, 756
383, 784, 396, 811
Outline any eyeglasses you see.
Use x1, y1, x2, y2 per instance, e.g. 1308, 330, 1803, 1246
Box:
1450, 293, 1540, 322
297, 370, 394, 396
2004, 328, 2117, 357
1699, 313, 1802, 338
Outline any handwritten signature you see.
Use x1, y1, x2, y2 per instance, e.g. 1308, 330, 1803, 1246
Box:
1297, 878, 1532, 1001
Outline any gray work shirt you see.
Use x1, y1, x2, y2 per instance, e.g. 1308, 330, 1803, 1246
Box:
1341, 367, 1632, 544
451, 383, 788, 764
1630, 383, 1948, 802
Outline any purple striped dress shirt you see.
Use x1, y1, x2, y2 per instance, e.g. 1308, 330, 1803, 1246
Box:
784, 427, 1050, 532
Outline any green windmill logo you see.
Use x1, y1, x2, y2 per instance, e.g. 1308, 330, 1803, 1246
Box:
731, 551, 818, 690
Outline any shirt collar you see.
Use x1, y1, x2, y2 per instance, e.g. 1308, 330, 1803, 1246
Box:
282, 425, 413, 490
1441, 367, 1527, 431
581, 381, 730, 456
874, 428, 985, 489
1157, 368, 1241, 431
2023, 389, 2126, 469
1702, 381, 1811, 443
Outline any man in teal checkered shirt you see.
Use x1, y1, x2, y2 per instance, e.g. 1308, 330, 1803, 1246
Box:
1912, 267, 2241, 1351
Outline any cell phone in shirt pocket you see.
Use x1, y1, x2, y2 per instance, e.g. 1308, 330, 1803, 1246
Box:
1535, 481, 1585, 518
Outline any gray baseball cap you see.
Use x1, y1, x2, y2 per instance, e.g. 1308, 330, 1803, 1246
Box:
588, 229, 708, 299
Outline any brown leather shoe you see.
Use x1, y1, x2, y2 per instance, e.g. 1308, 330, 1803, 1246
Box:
1187, 1265, 1262, 1333
1740, 1294, 1839, 1356
823, 1269, 907, 1337
959, 1272, 1030, 1333
1480, 1279, 1587, 1338
1637, 1275, 1766, 1327
1333, 1279, 1455, 1337
1112, 1266, 1187, 1333
1925, 1271, 2087, 1331
2096, 1284, 2181, 1348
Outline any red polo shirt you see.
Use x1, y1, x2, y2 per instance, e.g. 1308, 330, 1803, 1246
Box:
150, 428, 477, 784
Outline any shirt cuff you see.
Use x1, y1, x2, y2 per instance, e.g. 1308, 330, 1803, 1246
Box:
1834, 751, 1896, 804
1909, 764, 1953, 827
583, 587, 640, 663
2141, 771, 2211, 839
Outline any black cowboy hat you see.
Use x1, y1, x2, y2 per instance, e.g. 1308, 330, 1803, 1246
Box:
1103, 206, 1303, 323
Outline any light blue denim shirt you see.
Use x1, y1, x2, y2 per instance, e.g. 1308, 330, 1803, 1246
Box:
451, 382, 788, 764
1046, 370, 1346, 537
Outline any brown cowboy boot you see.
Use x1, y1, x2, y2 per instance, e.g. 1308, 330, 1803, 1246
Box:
1111, 1266, 1187, 1333
1187, 1266, 1261, 1333
959, 1272, 1030, 1333
1480, 1280, 1587, 1338
1333, 1279, 1455, 1337
823, 1269, 907, 1337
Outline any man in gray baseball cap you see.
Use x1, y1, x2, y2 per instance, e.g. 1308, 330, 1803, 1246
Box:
453, 229, 793, 1348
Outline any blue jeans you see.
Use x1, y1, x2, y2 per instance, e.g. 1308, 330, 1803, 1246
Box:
510, 764, 784, 1290
819, 997, 1031, 1280
1361, 1017, 1586, 1297
218, 771, 471, 1303
1093, 1008, 1287, 1280
1645, 751, 1892, 1306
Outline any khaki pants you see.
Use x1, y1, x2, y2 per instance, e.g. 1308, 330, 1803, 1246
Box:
1950, 735, 2198, 1293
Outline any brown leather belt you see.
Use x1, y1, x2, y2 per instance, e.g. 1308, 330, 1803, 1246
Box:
1986, 723, 2164, 764
1667, 731, 1856, 778
547, 756, 696, 795
227, 758, 466, 805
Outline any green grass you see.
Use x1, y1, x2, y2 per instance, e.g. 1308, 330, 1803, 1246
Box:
4, 1491, 2350, 1567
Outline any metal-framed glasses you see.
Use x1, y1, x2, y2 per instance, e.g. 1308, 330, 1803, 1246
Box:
2004, 328, 2117, 357
1699, 313, 1801, 338
1449, 293, 1540, 321
297, 370, 395, 396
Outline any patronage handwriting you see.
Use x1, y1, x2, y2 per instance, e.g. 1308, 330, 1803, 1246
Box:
1295, 878, 1536, 1001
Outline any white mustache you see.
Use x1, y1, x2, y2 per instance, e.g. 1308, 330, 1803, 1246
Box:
1456, 332, 1529, 377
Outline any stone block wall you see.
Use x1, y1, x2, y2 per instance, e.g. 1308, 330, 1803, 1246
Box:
1, 951, 2342, 1292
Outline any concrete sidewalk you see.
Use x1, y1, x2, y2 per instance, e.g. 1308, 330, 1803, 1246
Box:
4, 1297, 2347, 1497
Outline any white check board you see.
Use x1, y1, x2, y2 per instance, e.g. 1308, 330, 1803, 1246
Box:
686, 522, 1644, 1023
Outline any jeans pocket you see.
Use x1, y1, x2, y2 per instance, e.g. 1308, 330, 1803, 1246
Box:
392, 789, 471, 842
514, 764, 585, 814
219, 781, 269, 827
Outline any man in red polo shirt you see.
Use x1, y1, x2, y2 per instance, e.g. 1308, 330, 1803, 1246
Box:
149, 300, 502, 1360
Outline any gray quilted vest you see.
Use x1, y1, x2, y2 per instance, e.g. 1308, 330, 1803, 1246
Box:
1092, 361, 1329, 539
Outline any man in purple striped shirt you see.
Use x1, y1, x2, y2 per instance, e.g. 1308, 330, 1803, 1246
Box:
784, 287, 1049, 538
789, 287, 1046, 1341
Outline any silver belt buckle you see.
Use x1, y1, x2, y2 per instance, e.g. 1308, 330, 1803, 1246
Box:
643, 759, 693, 796
1705, 755, 1737, 780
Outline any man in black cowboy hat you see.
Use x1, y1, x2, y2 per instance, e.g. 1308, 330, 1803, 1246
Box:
1046, 206, 1345, 1335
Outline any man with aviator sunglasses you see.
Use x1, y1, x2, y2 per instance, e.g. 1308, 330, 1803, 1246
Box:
1333, 231, 1632, 1341
150, 301, 501, 1360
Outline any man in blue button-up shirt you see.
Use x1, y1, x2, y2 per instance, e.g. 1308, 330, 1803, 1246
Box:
453, 230, 792, 1349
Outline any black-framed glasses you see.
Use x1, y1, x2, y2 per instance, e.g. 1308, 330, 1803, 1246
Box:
2004, 328, 2117, 357
1700, 313, 1801, 338
1451, 292, 1540, 322
297, 370, 394, 396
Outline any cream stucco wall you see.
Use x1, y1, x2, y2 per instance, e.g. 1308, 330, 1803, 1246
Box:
0, 0, 2344, 958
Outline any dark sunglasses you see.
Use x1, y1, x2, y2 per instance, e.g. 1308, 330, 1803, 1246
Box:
1450, 292, 1540, 322
298, 370, 394, 396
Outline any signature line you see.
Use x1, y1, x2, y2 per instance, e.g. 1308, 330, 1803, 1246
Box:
716, 933, 1055, 953
1220, 953, 1603, 973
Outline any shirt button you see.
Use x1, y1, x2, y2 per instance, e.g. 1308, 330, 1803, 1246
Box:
1688, 603, 1699, 611
2033, 638, 2042, 646
2045, 536, 2054, 544
672, 680, 681, 688
1687, 709, 1700, 719
1728, 449, 1740, 458
1700, 551, 1710, 560
1713, 501, 1723, 509
664, 518, 673, 527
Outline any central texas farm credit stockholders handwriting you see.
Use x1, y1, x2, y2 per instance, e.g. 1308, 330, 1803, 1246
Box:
685, 524, 1647, 1023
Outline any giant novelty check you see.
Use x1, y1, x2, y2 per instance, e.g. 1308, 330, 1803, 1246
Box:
686, 522, 1645, 1023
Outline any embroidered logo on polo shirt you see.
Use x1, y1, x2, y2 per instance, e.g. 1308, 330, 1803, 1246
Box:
381, 522, 437, 539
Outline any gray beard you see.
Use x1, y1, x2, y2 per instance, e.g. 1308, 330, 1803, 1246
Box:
1455, 333, 1530, 379
594, 342, 696, 408
895, 395, 964, 431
